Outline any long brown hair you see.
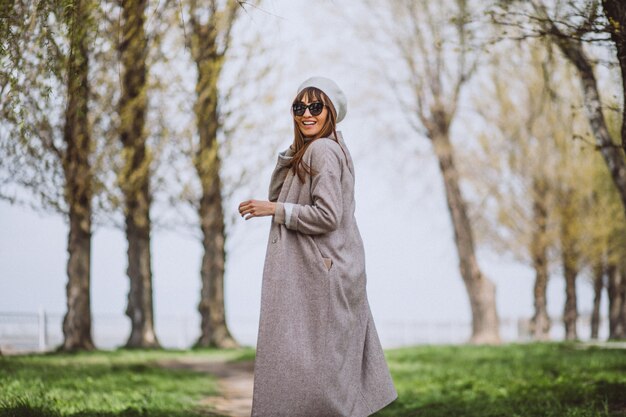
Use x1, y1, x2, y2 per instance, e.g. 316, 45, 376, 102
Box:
289, 87, 340, 183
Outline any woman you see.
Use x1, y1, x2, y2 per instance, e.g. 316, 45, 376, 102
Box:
238, 76, 397, 417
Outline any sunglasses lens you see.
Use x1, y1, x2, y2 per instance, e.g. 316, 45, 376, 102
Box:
309, 102, 324, 116
292, 103, 305, 116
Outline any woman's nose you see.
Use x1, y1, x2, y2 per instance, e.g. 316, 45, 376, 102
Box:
303, 107, 312, 117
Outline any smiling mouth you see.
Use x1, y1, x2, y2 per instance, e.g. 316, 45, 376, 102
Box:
302, 121, 316, 125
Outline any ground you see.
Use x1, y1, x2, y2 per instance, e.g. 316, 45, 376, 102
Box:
156, 355, 254, 417
1, 341, 626, 417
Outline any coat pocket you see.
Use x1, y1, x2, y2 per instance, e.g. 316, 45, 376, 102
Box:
311, 236, 333, 272
322, 257, 333, 271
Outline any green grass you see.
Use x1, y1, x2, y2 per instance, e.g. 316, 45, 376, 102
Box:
1, 342, 625, 417
0, 347, 254, 417
375, 341, 626, 417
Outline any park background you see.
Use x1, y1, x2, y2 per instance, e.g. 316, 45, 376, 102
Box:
1, 0, 626, 416
1, 0, 617, 352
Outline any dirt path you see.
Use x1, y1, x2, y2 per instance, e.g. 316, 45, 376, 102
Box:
156, 356, 254, 417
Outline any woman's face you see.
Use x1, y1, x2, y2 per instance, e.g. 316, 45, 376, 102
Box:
294, 95, 328, 138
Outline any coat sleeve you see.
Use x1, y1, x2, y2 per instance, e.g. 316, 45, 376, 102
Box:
268, 146, 295, 202
273, 141, 343, 235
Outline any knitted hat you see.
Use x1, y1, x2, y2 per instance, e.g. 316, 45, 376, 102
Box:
296, 76, 347, 123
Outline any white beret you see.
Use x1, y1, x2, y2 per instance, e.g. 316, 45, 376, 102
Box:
296, 76, 347, 123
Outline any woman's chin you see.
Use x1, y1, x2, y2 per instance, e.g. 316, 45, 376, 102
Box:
301, 130, 318, 138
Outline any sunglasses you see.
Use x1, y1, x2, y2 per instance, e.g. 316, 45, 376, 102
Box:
292, 101, 326, 117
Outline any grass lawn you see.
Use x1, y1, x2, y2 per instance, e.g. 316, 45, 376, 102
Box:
375, 341, 626, 417
1, 342, 625, 416
0, 347, 254, 417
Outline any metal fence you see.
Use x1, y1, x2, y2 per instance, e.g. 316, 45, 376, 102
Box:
0, 308, 609, 354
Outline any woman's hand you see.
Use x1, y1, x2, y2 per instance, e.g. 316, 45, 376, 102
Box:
238, 199, 276, 220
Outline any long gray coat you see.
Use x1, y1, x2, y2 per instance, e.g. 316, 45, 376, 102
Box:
251, 131, 398, 417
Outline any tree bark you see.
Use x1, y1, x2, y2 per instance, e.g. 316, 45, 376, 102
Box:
621, 263, 626, 339
431, 129, 501, 344
562, 259, 579, 341
607, 261, 625, 339
529, 176, 550, 341
591, 258, 605, 339
189, 2, 239, 348
59, 0, 95, 352
119, 0, 160, 348
193, 64, 236, 347
558, 188, 579, 341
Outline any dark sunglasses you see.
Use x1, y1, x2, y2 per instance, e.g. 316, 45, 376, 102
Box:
292, 101, 326, 117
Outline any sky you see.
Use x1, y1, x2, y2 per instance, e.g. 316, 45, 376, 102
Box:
0, 0, 609, 349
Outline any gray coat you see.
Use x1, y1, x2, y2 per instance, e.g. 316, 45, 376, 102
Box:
251, 131, 398, 417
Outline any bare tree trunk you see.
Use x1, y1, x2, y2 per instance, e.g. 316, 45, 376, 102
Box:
607, 261, 625, 339
192, 64, 236, 347
62, 205, 95, 351
562, 259, 579, 341
529, 177, 550, 340
59, 0, 95, 352
119, 0, 160, 349
621, 264, 626, 338
431, 130, 500, 344
591, 258, 605, 339
558, 188, 579, 341
188, 0, 239, 348
196, 183, 237, 348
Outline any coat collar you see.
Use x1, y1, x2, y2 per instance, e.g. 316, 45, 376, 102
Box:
303, 130, 353, 176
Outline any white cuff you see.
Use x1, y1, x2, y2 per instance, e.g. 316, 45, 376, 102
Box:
284, 202, 295, 226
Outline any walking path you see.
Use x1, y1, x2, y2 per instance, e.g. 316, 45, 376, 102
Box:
156, 356, 255, 417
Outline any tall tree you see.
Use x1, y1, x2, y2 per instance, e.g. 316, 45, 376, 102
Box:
469, 41, 560, 341
183, 0, 242, 348
60, 0, 97, 351
0, 0, 98, 351
118, 0, 160, 348
467, 39, 596, 341
361, 0, 500, 343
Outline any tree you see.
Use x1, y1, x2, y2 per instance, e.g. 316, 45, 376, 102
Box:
468, 41, 561, 341
181, 0, 243, 348
359, 0, 500, 344
117, 0, 160, 348
164, 0, 280, 348
1, 0, 99, 351
467, 38, 599, 341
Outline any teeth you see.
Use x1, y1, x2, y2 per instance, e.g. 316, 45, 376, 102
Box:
303, 121, 315, 125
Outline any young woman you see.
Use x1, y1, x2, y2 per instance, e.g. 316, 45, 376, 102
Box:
238, 76, 397, 417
